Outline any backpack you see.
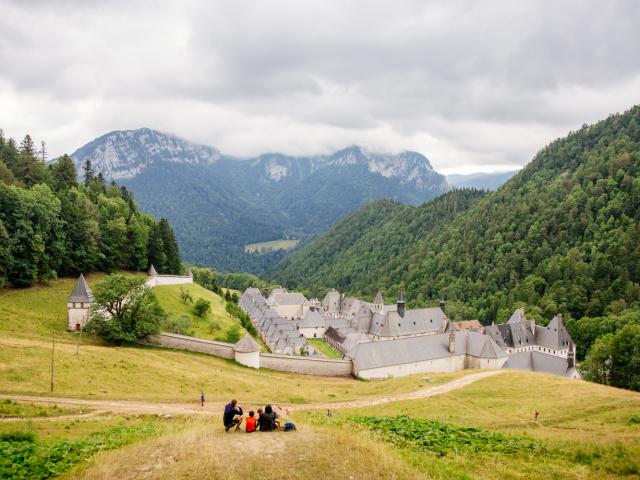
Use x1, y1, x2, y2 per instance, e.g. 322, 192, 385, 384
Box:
282, 422, 296, 431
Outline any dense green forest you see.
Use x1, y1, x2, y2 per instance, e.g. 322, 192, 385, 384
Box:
271, 106, 640, 389
0, 130, 182, 287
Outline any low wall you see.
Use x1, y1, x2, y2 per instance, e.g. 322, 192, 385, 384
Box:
145, 332, 235, 359
144, 332, 354, 377
260, 353, 353, 377
146, 276, 193, 287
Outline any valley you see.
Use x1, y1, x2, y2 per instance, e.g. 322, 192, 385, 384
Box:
244, 239, 300, 253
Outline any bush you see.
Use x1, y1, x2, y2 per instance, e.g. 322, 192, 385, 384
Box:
192, 298, 211, 318
163, 315, 194, 336
224, 325, 242, 344
179, 287, 193, 305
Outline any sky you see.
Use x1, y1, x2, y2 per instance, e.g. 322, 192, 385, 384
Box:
1, 1, 639, 174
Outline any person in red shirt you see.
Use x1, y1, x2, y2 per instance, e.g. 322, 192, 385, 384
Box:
245, 410, 257, 433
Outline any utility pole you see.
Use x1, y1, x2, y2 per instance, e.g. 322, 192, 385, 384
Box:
50, 331, 55, 392
76, 325, 82, 355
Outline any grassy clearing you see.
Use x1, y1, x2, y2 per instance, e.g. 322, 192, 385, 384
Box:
0, 412, 181, 480
244, 239, 299, 253
0, 399, 82, 418
153, 283, 248, 342
299, 371, 640, 479
308, 339, 343, 359
66, 420, 425, 480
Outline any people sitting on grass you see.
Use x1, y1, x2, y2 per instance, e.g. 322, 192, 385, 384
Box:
223, 399, 243, 432
245, 410, 257, 433
258, 404, 280, 431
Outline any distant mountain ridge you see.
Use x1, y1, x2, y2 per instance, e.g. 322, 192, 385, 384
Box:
67, 129, 450, 272
447, 170, 519, 190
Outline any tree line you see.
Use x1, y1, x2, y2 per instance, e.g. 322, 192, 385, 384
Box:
0, 129, 182, 287
271, 105, 640, 390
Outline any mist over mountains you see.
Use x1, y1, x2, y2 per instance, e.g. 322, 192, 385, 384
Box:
69, 128, 457, 272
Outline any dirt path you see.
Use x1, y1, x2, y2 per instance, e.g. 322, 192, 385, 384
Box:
0, 370, 504, 419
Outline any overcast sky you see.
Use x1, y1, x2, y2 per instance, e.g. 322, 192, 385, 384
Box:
1, 1, 639, 174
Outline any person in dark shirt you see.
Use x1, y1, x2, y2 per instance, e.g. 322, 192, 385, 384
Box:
223, 399, 244, 432
258, 404, 279, 431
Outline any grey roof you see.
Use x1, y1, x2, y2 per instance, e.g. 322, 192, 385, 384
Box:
503, 351, 578, 378
535, 315, 573, 350
148, 264, 158, 276
507, 308, 527, 324
374, 289, 383, 306
369, 307, 448, 337
297, 309, 326, 328
323, 289, 342, 313
234, 335, 261, 353
271, 293, 309, 305
68, 274, 94, 303
270, 287, 288, 295
349, 330, 506, 371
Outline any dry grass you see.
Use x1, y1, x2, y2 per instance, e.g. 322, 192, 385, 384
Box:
66, 420, 426, 480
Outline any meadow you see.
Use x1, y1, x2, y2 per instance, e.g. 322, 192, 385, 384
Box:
244, 239, 299, 253
2, 277, 640, 479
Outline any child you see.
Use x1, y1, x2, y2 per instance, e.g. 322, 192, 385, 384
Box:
200, 392, 205, 407
246, 410, 257, 433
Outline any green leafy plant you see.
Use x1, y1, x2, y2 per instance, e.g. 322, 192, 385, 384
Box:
192, 298, 211, 318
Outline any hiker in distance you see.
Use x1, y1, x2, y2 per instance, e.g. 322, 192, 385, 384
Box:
223, 399, 244, 432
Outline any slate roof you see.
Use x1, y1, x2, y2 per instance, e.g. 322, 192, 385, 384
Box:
503, 351, 579, 378
297, 310, 326, 328
348, 331, 506, 371
374, 290, 383, 306
68, 274, 94, 303
485, 310, 574, 352
234, 335, 261, 353
535, 315, 573, 350
271, 293, 309, 305
148, 264, 158, 276
369, 307, 447, 337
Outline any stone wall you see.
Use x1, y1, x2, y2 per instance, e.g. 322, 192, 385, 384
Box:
146, 275, 193, 287
260, 353, 353, 376
145, 332, 235, 359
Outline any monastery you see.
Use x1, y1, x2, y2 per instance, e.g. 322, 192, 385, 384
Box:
240, 287, 581, 380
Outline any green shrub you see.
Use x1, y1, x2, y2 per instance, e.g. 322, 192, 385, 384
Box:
224, 325, 242, 344
163, 315, 194, 336
192, 298, 211, 318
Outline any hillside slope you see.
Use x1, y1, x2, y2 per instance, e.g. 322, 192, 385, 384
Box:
68, 131, 450, 272
271, 106, 640, 324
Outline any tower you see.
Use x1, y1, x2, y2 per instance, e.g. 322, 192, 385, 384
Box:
439, 295, 446, 314
67, 274, 94, 332
448, 323, 456, 353
397, 288, 405, 318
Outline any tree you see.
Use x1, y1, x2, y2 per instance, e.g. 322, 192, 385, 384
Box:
85, 274, 165, 344
50, 154, 78, 191
83, 160, 95, 187
581, 324, 640, 391
147, 223, 166, 273
192, 298, 211, 317
158, 218, 181, 274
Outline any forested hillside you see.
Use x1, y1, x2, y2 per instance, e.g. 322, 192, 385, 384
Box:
0, 130, 182, 287
272, 106, 640, 325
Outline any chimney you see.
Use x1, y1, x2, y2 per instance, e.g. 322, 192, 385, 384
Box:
567, 343, 575, 368
397, 288, 405, 318
439, 295, 446, 315
449, 327, 456, 354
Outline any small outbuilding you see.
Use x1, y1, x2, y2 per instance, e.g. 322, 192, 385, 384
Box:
233, 336, 261, 368
67, 274, 94, 332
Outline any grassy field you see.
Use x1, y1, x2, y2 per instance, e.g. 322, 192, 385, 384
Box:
299, 371, 640, 479
0, 276, 464, 403
308, 339, 343, 359
3, 279, 640, 479
244, 239, 299, 253
153, 283, 248, 342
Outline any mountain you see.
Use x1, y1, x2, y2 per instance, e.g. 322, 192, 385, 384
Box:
447, 170, 519, 190
271, 105, 640, 326
68, 131, 450, 272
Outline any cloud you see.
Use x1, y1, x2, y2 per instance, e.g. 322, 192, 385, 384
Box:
0, 0, 639, 173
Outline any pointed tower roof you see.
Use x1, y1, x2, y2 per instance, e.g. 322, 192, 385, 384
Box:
67, 274, 94, 303
374, 289, 383, 305
233, 335, 261, 353
148, 264, 158, 276
398, 287, 405, 304
187, 268, 193, 277
507, 307, 526, 324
